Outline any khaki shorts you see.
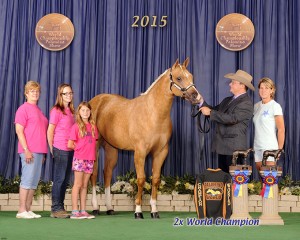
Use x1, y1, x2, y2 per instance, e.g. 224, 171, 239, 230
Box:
254, 149, 275, 163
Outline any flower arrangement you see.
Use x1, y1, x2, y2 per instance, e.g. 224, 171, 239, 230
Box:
278, 175, 300, 196
0, 175, 53, 199
110, 171, 196, 197
1, 173, 299, 197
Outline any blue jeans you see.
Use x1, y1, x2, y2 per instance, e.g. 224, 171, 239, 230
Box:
51, 147, 73, 212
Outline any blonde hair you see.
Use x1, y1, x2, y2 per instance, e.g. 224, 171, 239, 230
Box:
24, 80, 40, 99
75, 101, 96, 138
52, 84, 75, 114
258, 77, 276, 99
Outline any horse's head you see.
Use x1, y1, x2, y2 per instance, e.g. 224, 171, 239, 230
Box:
169, 58, 203, 105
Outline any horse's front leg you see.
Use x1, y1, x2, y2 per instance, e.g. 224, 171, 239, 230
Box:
151, 145, 169, 219
103, 142, 118, 215
91, 141, 101, 215
91, 159, 99, 214
134, 149, 146, 219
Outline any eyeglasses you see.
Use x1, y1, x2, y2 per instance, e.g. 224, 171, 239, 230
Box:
29, 90, 40, 94
61, 92, 73, 96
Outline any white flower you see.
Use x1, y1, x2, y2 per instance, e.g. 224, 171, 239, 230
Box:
175, 181, 181, 186
184, 183, 194, 190
129, 178, 136, 184
144, 182, 151, 190
160, 180, 166, 186
280, 187, 292, 195
111, 181, 124, 192
248, 183, 254, 190
172, 190, 179, 196
122, 183, 133, 193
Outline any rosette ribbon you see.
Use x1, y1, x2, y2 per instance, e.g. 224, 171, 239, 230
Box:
232, 170, 249, 197
260, 171, 278, 198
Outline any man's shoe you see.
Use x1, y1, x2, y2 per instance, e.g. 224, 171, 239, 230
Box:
16, 211, 34, 219
50, 210, 70, 218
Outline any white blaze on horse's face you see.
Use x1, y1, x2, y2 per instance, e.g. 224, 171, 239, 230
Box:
170, 63, 202, 105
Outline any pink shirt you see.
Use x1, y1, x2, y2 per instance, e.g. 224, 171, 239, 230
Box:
49, 107, 75, 151
15, 102, 48, 153
69, 123, 98, 160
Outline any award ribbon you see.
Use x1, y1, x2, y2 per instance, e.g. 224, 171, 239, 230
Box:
260, 171, 278, 198
232, 170, 249, 197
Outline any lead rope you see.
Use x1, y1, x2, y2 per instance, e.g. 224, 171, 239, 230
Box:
191, 105, 210, 133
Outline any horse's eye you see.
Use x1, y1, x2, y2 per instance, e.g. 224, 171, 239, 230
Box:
177, 77, 182, 81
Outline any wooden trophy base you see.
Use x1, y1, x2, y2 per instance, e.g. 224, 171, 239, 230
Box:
229, 166, 252, 220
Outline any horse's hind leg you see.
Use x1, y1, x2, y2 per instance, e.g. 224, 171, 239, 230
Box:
150, 145, 169, 218
103, 142, 118, 215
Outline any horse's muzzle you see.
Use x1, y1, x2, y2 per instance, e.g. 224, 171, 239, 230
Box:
183, 88, 203, 105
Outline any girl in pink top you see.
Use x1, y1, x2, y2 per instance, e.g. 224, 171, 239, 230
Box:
68, 102, 98, 219
47, 84, 75, 218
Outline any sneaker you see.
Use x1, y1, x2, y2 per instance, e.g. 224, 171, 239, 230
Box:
16, 211, 34, 219
28, 211, 42, 218
80, 211, 95, 219
70, 211, 86, 219
50, 210, 71, 219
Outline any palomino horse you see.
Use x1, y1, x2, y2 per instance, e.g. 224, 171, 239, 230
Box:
89, 58, 203, 219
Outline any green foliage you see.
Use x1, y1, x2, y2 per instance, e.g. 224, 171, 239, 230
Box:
0, 176, 20, 193
278, 175, 300, 196
34, 180, 53, 199
247, 180, 262, 195
1, 173, 299, 196
279, 174, 293, 189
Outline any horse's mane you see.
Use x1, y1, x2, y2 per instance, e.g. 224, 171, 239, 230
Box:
140, 69, 169, 95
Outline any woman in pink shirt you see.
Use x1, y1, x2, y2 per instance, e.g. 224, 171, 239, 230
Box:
15, 81, 48, 219
47, 84, 75, 218
68, 102, 98, 219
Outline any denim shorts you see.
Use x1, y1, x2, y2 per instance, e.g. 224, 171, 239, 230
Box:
19, 153, 44, 189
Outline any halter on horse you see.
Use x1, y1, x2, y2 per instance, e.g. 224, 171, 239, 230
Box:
89, 58, 203, 219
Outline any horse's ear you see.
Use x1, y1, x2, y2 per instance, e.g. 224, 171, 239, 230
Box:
172, 59, 179, 69
183, 57, 190, 68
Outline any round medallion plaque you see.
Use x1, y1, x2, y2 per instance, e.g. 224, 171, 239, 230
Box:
215, 13, 255, 51
35, 13, 75, 51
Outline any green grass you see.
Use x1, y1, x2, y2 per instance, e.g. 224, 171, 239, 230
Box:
0, 212, 299, 240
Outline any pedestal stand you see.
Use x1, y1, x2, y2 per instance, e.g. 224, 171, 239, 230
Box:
229, 165, 252, 219
259, 166, 284, 225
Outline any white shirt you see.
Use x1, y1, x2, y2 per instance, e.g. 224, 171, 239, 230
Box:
253, 100, 283, 150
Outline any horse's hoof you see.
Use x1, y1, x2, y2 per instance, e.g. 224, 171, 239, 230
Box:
92, 210, 100, 215
106, 210, 115, 215
134, 212, 144, 219
151, 212, 160, 219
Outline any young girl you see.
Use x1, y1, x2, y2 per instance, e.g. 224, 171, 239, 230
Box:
68, 102, 98, 219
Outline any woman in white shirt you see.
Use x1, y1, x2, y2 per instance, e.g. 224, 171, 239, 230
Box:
253, 77, 285, 171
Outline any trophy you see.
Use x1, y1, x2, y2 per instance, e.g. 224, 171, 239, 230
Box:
229, 148, 253, 219
259, 149, 284, 225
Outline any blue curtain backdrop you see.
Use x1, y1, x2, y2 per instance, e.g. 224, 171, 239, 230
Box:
0, 0, 299, 182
